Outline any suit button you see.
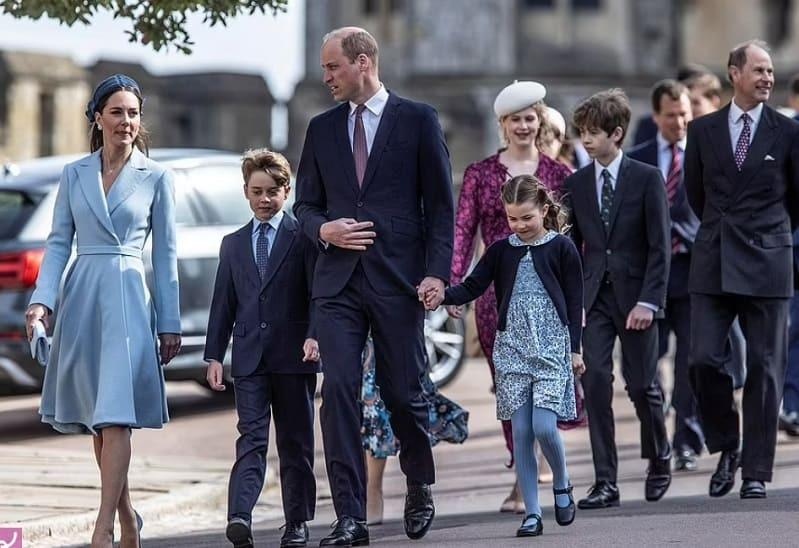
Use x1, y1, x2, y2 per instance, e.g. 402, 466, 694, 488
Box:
259, 296, 265, 301
260, 322, 267, 329
748, 239, 754, 245
606, 249, 612, 255
357, 201, 364, 207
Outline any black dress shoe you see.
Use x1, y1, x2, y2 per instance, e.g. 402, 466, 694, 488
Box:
778, 412, 799, 437
516, 514, 543, 537
577, 481, 619, 509
226, 517, 254, 548
645, 457, 672, 501
404, 483, 435, 540
740, 479, 767, 499
709, 449, 739, 498
281, 521, 309, 547
553, 484, 575, 526
673, 448, 698, 472
319, 516, 369, 546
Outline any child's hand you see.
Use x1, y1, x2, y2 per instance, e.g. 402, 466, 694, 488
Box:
206, 360, 226, 391
571, 352, 586, 378
424, 286, 444, 310
303, 338, 320, 362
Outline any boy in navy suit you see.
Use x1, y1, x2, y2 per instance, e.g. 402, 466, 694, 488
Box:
562, 89, 672, 510
205, 149, 319, 548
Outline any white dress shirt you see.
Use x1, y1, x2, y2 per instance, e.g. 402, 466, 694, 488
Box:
348, 85, 389, 154
251, 209, 284, 261
728, 100, 763, 154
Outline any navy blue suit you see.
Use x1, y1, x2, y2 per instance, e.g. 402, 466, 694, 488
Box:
204, 213, 319, 523
786, 111, 799, 416
294, 92, 454, 520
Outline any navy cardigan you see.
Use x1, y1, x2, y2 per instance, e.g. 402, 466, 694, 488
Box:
443, 234, 584, 353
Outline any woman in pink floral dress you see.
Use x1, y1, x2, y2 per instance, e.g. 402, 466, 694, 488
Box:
448, 81, 572, 513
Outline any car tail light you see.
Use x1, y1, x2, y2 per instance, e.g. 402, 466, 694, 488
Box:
0, 249, 45, 289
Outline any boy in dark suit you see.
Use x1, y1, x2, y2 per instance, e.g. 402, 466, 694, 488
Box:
205, 149, 319, 548
562, 89, 672, 509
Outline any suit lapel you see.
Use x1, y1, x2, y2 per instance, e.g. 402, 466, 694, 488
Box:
75, 150, 118, 240
106, 148, 151, 214
707, 105, 741, 188
736, 105, 780, 188
261, 214, 297, 290
333, 103, 361, 192
574, 166, 605, 238
360, 93, 401, 195
607, 156, 631, 237
237, 221, 261, 290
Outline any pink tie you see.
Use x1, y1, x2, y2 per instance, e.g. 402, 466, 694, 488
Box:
353, 104, 368, 186
665, 143, 683, 254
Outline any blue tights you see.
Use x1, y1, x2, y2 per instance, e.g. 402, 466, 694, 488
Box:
511, 397, 570, 522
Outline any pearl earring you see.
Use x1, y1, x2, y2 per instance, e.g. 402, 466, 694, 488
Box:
97, 124, 102, 131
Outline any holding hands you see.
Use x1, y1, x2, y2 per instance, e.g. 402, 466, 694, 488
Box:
418, 276, 445, 310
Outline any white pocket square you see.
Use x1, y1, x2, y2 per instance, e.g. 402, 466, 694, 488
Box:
29, 320, 50, 366
764, 154, 776, 161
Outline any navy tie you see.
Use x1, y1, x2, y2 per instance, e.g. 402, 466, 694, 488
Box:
600, 169, 614, 231
256, 223, 270, 281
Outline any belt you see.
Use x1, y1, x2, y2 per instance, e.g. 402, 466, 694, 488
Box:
76, 245, 142, 258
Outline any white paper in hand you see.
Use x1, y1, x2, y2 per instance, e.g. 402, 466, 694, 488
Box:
29, 320, 50, 366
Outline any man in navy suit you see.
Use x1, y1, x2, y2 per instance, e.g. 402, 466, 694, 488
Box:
628, 80, 704, 472
563, 89, 672, 510
294, 26, 454, 545
685, 39, 799, 499
205, 149, 319, 548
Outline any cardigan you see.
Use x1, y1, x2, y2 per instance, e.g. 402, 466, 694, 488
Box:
443, 233, 584, 353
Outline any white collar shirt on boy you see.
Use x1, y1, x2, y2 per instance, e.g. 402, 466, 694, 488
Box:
251, 209, 284, 261
593, 149, 623, 210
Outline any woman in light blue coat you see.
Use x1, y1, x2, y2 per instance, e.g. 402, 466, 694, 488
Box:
24, 74, 181, 548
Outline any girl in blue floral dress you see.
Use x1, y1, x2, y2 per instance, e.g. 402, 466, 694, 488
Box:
426, 174, 585, 538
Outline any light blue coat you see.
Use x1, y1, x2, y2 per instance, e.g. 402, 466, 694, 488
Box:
31, 148, 180, 434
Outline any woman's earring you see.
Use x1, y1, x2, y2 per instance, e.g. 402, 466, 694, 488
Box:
97, 124, 103, 131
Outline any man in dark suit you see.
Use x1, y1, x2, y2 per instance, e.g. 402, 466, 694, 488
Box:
205, 150, 319, 548
628, 79, 705, 472
685, 39, 799, 499
294, 27, 454, 545
563, 88, 672, 509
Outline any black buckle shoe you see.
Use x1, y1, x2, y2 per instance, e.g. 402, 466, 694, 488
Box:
319, 516, 369, 546
553, 484, 575, 526
226, 517, 254, 548
709, 449, 739, 498
577, 481, 620, 509
516, 514, 543, 537
404, 483, 435, 540
280, 521, 309, 547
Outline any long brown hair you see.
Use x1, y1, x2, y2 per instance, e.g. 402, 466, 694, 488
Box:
501, 174, 567, 233
89, 87, 150, 154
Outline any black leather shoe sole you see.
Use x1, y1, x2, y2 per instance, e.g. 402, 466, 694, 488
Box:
319, 537, 369, 547
577, 498, 619, 509
740, 486, 767, 499
226, 522, 254, 548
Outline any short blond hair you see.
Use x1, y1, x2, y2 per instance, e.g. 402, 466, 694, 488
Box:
241, 148, 291, 187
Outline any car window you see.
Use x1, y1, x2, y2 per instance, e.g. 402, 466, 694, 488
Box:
183, 165, 252, 225
0, 190, 47, 240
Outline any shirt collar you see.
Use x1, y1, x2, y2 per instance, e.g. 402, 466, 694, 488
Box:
349, 85, 389, 117
593, 149, 623, 182
729, 100, 763, 125
656, 132, 686, 152
252, 209, 284, 235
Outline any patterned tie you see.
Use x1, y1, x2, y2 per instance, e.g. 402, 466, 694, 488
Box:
666, 144, 683, 254
353, 104, 368, 186
256, 222, 270, 281
734, 113, 751, 171
600, 168, 614, 232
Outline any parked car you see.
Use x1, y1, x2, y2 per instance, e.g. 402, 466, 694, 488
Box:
0, 149, 466, 395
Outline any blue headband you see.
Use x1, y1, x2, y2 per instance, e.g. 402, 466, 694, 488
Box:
85, 74, 142, 124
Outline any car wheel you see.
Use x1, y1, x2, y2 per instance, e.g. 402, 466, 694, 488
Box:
425, 307, 466, 389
